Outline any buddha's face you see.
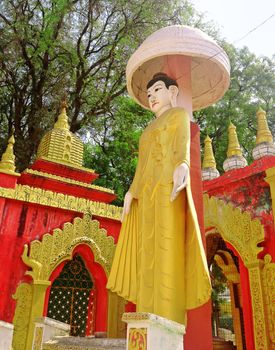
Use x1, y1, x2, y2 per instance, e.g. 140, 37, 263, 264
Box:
147, 81, 171, 116
147, 80, 178, 117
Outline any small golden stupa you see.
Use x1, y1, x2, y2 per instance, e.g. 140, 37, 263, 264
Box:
202, 135, 219, 180
37, 101, 84, 167
0, 135, 20, 176
223, 122, 247, 172
252, 108, 275, 160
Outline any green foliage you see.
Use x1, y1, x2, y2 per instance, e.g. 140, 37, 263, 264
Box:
0, 0, 194, 169
195, 45, 275, 172
211, 260, 227, 308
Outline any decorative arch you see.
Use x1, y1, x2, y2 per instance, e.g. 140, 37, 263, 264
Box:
203, 194, 270, 350
12, 213, 116, 350
22, 213, 116, 280
204, 194, 264, 265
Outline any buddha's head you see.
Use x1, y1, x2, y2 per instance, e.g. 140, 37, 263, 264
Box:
147, 73, 179, 117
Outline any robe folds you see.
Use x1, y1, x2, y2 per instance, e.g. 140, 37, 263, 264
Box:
107, 107, 211, 325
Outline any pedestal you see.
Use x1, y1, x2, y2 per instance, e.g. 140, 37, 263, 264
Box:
32, 317, 70, 350
0, 320, 14, 350
122, 312, 185, 350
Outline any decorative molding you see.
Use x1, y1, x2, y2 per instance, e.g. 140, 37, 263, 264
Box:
12, 283, 33, 350
248, 265, 269, 350
0, 184, 121, 221
262, 254, 275, 346
204, 194, 264, 266
22, 213, 116, 279
25, 168, 114, 194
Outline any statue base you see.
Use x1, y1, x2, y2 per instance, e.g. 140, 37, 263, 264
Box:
122, 312, 185, 350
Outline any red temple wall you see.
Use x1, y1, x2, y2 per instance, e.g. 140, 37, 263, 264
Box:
0, 192, 120, 324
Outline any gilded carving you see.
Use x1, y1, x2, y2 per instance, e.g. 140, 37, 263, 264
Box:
12, 283, 33, 350
249, 266, 269, 350
214, 251, 240, 283
204, 194, 264, 265
33, 326, 43, 350
0, 184, 122, 221
25, 168, 114, 194
128, 328, 147, 350
262, 254, 275, 347
204, 194, 269, 350
22, 213, 116, 279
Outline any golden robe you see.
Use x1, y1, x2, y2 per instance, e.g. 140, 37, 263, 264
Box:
107, 107, 211, 324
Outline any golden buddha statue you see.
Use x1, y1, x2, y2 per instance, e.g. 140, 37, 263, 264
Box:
107, 73, 211, 325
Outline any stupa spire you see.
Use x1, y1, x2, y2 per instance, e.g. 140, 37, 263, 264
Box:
223, 122, 247, 172
252, 108, 275, 160
202, 135, 219, 180
256, 107, 273, 144
0, 134, 19, 175
226, 122, 242, 158
54, 100, 70, 130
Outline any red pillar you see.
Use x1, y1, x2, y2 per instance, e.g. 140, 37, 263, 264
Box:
184, 123, 213, 350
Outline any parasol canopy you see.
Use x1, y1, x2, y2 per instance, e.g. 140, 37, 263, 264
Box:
126, 25, 230, 111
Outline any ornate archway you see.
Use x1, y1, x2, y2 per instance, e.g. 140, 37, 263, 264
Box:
204, 194, 272, 350
12, 213, 116, 350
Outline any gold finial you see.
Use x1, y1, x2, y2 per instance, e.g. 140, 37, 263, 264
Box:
227, 122, 243, 157
0, 134, 18, 175
202, 135, 217, 169
256, 107, 273, 144
54, 99, 69, 130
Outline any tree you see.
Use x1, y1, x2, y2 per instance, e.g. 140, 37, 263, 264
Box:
0, 0, 196, 170
195, 45, 275, 171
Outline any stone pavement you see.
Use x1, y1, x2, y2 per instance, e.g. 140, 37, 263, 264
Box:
43, 336, 126, 350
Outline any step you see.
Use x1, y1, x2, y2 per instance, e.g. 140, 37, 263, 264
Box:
43, 336, 126, 350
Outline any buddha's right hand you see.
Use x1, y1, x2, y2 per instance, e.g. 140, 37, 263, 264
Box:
121, 191, 133, 222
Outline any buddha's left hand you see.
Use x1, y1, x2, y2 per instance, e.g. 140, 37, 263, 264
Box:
170, 162, 189, 201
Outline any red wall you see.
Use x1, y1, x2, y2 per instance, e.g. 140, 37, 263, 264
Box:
0, 199, 120, 323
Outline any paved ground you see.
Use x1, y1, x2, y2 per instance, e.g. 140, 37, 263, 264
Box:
43, 336, 126, 350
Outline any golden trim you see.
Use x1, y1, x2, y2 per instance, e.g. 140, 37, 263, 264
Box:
0, 184, 122, 221
25, 168, 114, 194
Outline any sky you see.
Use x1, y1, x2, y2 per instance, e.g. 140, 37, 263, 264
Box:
190, 0, 275, 58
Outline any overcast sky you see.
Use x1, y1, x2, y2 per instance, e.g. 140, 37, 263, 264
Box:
190, 0, 275, 58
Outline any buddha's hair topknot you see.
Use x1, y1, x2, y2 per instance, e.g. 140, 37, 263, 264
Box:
147, 72, 178, 90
